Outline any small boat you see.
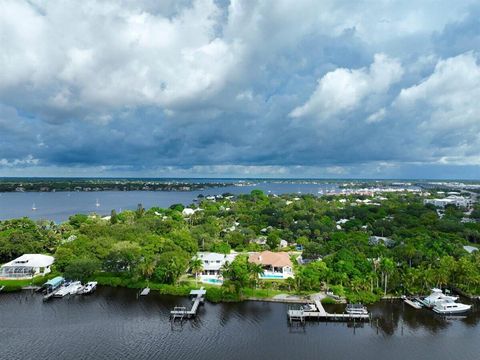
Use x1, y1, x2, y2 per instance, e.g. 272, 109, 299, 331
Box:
302, 303, 317, 311
140, 287, 150, 296
69, 281, 83, 295
82, 281, 97, 294
32, 203, 37, 211
346, 303, 368, 315
95, 199, 100, 207
433, 301, 472, 315
54, 281, 82, 297
418, 288, 458, 308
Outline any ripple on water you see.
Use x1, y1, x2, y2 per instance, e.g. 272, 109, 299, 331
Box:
2, 290, 480, 360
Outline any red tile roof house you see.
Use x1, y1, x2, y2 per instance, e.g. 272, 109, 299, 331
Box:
248, 251, 294, 279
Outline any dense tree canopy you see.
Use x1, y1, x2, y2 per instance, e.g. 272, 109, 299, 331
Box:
1, 189, 480, 301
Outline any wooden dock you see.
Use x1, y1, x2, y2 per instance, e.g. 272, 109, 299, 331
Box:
170, 288, 206, 321
43, 291, 56, 301
288, 299, 370, 324
403, 298, 423, 309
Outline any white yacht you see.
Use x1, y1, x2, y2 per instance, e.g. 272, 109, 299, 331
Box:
54, 281, 83, 297
418, 288, 458, 308
95, 199, 100, 207
32, 203, 37, 211
433, 301, 472, 315
346, 303, 368, 315
82, 281, 97, 294
69, 281, 83, 295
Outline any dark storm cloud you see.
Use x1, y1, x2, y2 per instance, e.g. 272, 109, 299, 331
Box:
0, 0, 479, 178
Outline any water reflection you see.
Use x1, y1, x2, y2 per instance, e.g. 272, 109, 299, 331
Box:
1, 288, 480, 360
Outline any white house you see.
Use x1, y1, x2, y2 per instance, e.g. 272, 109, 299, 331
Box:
0, 254, 54, 279
194, 252, 238, 284
424, 195, 472, 208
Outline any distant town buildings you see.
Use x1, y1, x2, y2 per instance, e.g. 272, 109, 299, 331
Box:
424, 195, 473, 208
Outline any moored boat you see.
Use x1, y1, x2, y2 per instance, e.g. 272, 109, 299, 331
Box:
433, 301, 472, 315
302, 303, 317, 312
346, 303, 368, 315
54, 281, 82, 297
82, 281, 97, 294
418, 288, 458, 308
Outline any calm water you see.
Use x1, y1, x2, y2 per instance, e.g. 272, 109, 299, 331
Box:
0, 182, 339, 222
1, 288, 480, 360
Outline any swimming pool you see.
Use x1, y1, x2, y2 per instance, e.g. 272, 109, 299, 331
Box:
259, 274, 285, 279
201, 278, 223, 284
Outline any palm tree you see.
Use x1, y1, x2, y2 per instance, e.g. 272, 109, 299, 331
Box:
190, 258, 204, 286
248, 263, 264, 289
138, 259, 155, 280
380, 257, 395, 295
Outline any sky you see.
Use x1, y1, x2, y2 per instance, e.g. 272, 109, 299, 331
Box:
1, 0, 480, 179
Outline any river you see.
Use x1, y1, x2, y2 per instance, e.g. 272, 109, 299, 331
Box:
1, 288, 480, 360
0, 181, 340, 222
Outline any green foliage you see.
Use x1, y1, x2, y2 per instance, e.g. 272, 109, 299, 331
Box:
104, 241, 142, 273
64, 258, 100, 282
210, 242, 231, 254
0, 218, 59, 263
2, 189, 480, 299
68, 214, 89, 228
153, 251, 189, 284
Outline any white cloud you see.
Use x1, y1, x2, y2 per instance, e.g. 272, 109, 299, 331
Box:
0, 0, 242, 111
290, 54, 403, 119
0, 155, 39, 167
394, 52, 480, 164
366, 108, 386, 123
396, 53, 480, 130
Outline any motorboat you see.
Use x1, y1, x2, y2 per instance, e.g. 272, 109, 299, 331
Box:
433, 301, 472, 315
301, 303, 317, 312
69, 281, 83, 295
140, 287, 150, 296
346, 303, 368, 315
82, 281, 97, 294
418, 288, 458, 308
53, 281, 82, 297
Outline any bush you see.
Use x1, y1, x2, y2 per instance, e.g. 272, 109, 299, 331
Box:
321, 297, 337, 304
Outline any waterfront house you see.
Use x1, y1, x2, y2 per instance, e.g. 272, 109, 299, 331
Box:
195, 252, 238, 284
0, 254, 54, 279
248, 251, 294, 279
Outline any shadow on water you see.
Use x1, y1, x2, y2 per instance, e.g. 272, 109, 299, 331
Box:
2, 288, 480, 360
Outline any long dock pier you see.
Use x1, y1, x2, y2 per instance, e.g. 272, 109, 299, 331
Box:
170, 288, 206, 321
288, 299, 370, 324
403, 297, 423, 309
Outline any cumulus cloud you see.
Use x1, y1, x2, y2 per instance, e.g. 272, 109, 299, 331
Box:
0, 0, 479, 178
289, 54, 403, 119
394, 52, 480, 165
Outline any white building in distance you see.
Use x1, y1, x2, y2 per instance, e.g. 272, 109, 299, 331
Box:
424, 195, 472, 208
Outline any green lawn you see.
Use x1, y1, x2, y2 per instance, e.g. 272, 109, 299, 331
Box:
0, 275, 56, 292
